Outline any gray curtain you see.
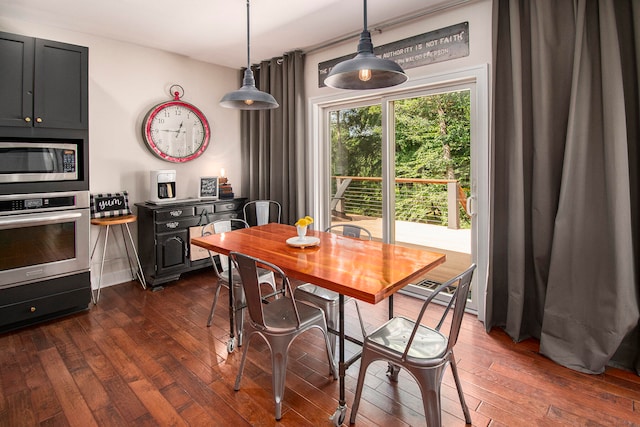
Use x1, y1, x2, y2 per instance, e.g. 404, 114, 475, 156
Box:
487, 0, 639, 374
240, 50, 306, 225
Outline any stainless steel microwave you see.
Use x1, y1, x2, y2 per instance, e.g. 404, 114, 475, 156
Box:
0, 142, 78, 183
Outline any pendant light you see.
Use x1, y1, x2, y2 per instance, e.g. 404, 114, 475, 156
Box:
324, 0, 408, 90
220, 0, 279, 110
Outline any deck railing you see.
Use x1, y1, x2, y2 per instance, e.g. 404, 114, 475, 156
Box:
332, 176, 469, 229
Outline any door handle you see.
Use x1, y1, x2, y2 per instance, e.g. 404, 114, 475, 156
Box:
466, 196, 476, 216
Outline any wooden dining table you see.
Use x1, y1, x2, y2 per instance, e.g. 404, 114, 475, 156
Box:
191, 223, 446, 424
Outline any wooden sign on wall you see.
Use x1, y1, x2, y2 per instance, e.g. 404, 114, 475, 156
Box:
318, 22, 469, 88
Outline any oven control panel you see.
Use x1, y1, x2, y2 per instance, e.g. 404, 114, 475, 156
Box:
0, 191, 88, 215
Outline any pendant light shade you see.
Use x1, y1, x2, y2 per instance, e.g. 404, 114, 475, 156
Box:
220, 0, 278, 110
324, 0, 407, 90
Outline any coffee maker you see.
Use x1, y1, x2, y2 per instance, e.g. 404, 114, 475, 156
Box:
149, 169, 176, 203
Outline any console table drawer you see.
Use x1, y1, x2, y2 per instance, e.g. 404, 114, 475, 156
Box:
215, 200, 243, 213
155, 217, 200, 232
156, 207, 195, 221
195, 205, 215, 216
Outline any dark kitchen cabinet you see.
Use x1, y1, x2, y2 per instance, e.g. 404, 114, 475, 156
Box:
0, 272, 91, 333
0, 31, 88, 129
0, 32, 91, 334
156, 230, 190, 277
136, 198, 247, 289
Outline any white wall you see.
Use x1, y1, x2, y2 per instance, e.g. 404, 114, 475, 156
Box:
0, 17, 242, 288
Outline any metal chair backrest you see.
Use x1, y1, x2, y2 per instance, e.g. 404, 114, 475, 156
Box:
202, 219, 249, 277
325, 224, 372, 240
230, 251, 299, 330
243, 200, 282, 226
402, 263, 476, 361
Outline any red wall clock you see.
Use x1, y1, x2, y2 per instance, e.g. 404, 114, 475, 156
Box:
142, 85, 210, 163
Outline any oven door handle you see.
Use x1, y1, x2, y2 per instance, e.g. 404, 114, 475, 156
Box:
0, 211, 84, 229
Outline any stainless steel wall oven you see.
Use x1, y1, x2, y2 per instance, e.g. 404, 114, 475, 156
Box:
0, 191, 90, 289
0, 191, 91, 332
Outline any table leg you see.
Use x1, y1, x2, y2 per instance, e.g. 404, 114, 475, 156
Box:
227, 256, 236, 353
330, 294, 348, 426
386, 294, 401, 381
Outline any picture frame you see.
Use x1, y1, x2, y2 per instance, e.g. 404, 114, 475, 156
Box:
198, 176, 219, 199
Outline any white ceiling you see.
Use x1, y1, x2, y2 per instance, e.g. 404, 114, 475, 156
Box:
0, 0, 466, 69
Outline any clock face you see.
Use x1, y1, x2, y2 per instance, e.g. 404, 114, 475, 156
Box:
142, 101, 210, 162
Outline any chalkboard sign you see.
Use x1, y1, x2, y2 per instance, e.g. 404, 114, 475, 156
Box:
199, 177, 219, 199
90, 192, 132, 218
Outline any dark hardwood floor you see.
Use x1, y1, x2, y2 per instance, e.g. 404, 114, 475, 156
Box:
1, 270, 639, 426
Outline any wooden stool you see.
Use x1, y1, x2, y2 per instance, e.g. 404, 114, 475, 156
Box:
90, 214, 146, 303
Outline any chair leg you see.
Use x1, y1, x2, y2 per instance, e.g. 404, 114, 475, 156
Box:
236, 308, 245, 347
234, 331, 255, 391
413, 365, 446, 427
206, 282, 223, 326
352, 299, 367, 338
123, 223, 146, 289
349, 346, 375, 424
118, 224, 137, 281
90, 226, 105, 304
270, 343, 289, 421
326, 312, 337, 362
320, 326, 338, 379
449, 354, 472, 424
234, 285, 246, 346
93, 225, 110, 304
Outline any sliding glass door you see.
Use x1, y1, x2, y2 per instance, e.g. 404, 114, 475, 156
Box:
314, 67, 488, 316
391, 89, 472, 303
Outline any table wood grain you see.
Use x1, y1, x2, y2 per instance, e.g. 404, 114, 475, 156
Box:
191, 223, 445, 304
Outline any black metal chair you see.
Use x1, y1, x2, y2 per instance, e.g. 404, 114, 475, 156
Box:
349, 264, 476, 426
230, 251, 338, 420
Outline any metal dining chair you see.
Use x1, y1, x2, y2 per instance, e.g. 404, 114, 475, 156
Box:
243, 200, 281, 226
349, 264, 476, 426
230, 251, 338, 421
201, 219, 276, 346
294, 224, 371, 355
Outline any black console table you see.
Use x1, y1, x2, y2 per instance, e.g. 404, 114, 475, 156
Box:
135, 198, 246, 289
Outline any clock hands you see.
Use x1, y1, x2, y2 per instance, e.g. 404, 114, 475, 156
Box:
158, 122, 186, 136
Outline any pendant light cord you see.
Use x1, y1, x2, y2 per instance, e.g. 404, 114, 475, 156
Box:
246, 0, 251, 70
219, 0, 279, 108
363, 0, 367, 31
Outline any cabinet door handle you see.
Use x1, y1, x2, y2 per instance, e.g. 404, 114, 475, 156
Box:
165, 221, 179, 229
36, 117, 43, 123
24, 117, 32, 123
173, 236, 189, 258
30, 306, 36, 313
170, 210, 183, 217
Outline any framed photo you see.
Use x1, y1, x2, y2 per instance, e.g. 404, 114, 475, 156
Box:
198, 176, 219, 199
